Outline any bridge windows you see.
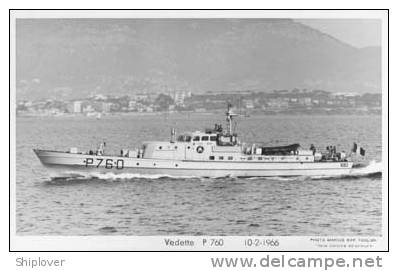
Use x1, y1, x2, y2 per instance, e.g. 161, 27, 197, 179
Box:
228, 156, 233, 160
201, 136, 209, 141
190, 134, 218, 142
177, 135, 192, 142
209, 156, 215, 160
219, 156, 224, 160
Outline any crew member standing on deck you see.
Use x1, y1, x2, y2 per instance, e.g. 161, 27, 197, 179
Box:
310, 144, 316, 155
97, 142, 106, 156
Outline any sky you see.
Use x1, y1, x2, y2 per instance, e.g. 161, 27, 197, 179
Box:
295, 19, 381, 48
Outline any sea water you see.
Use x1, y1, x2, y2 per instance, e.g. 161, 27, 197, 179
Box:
16, 114, 382, 236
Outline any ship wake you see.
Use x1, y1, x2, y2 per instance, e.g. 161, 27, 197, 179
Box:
47, 172, 201, 183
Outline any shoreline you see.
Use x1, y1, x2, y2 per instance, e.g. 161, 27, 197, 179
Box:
16, 111, 382, 119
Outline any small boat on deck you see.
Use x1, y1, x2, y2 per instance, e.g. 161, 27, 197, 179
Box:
34, 105, 368, 178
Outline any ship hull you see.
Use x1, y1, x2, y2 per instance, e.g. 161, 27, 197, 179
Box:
34, 149, 354, 178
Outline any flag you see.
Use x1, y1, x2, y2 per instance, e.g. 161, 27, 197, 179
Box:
352, 142, 358, 153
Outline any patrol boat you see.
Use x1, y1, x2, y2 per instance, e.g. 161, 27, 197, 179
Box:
34, 105, 364, 178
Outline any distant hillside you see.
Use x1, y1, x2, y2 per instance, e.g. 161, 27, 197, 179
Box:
16, 19, 381, 100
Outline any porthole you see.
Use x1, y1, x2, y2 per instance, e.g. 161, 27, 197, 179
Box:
153, 163, 156, 166
175, 164, 178, 167
136, 162, 140, 166
159, 146, 162, 150
175, 146, 178, 149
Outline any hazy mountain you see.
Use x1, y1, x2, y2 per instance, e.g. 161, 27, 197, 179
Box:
16, 19, 381, 100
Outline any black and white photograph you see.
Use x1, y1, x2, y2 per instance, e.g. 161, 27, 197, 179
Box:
9, 10, 388, 251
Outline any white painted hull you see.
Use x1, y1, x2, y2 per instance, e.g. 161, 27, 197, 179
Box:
34, 149, 354, 178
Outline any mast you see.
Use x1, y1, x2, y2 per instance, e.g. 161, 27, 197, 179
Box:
226, 103, 238, 135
